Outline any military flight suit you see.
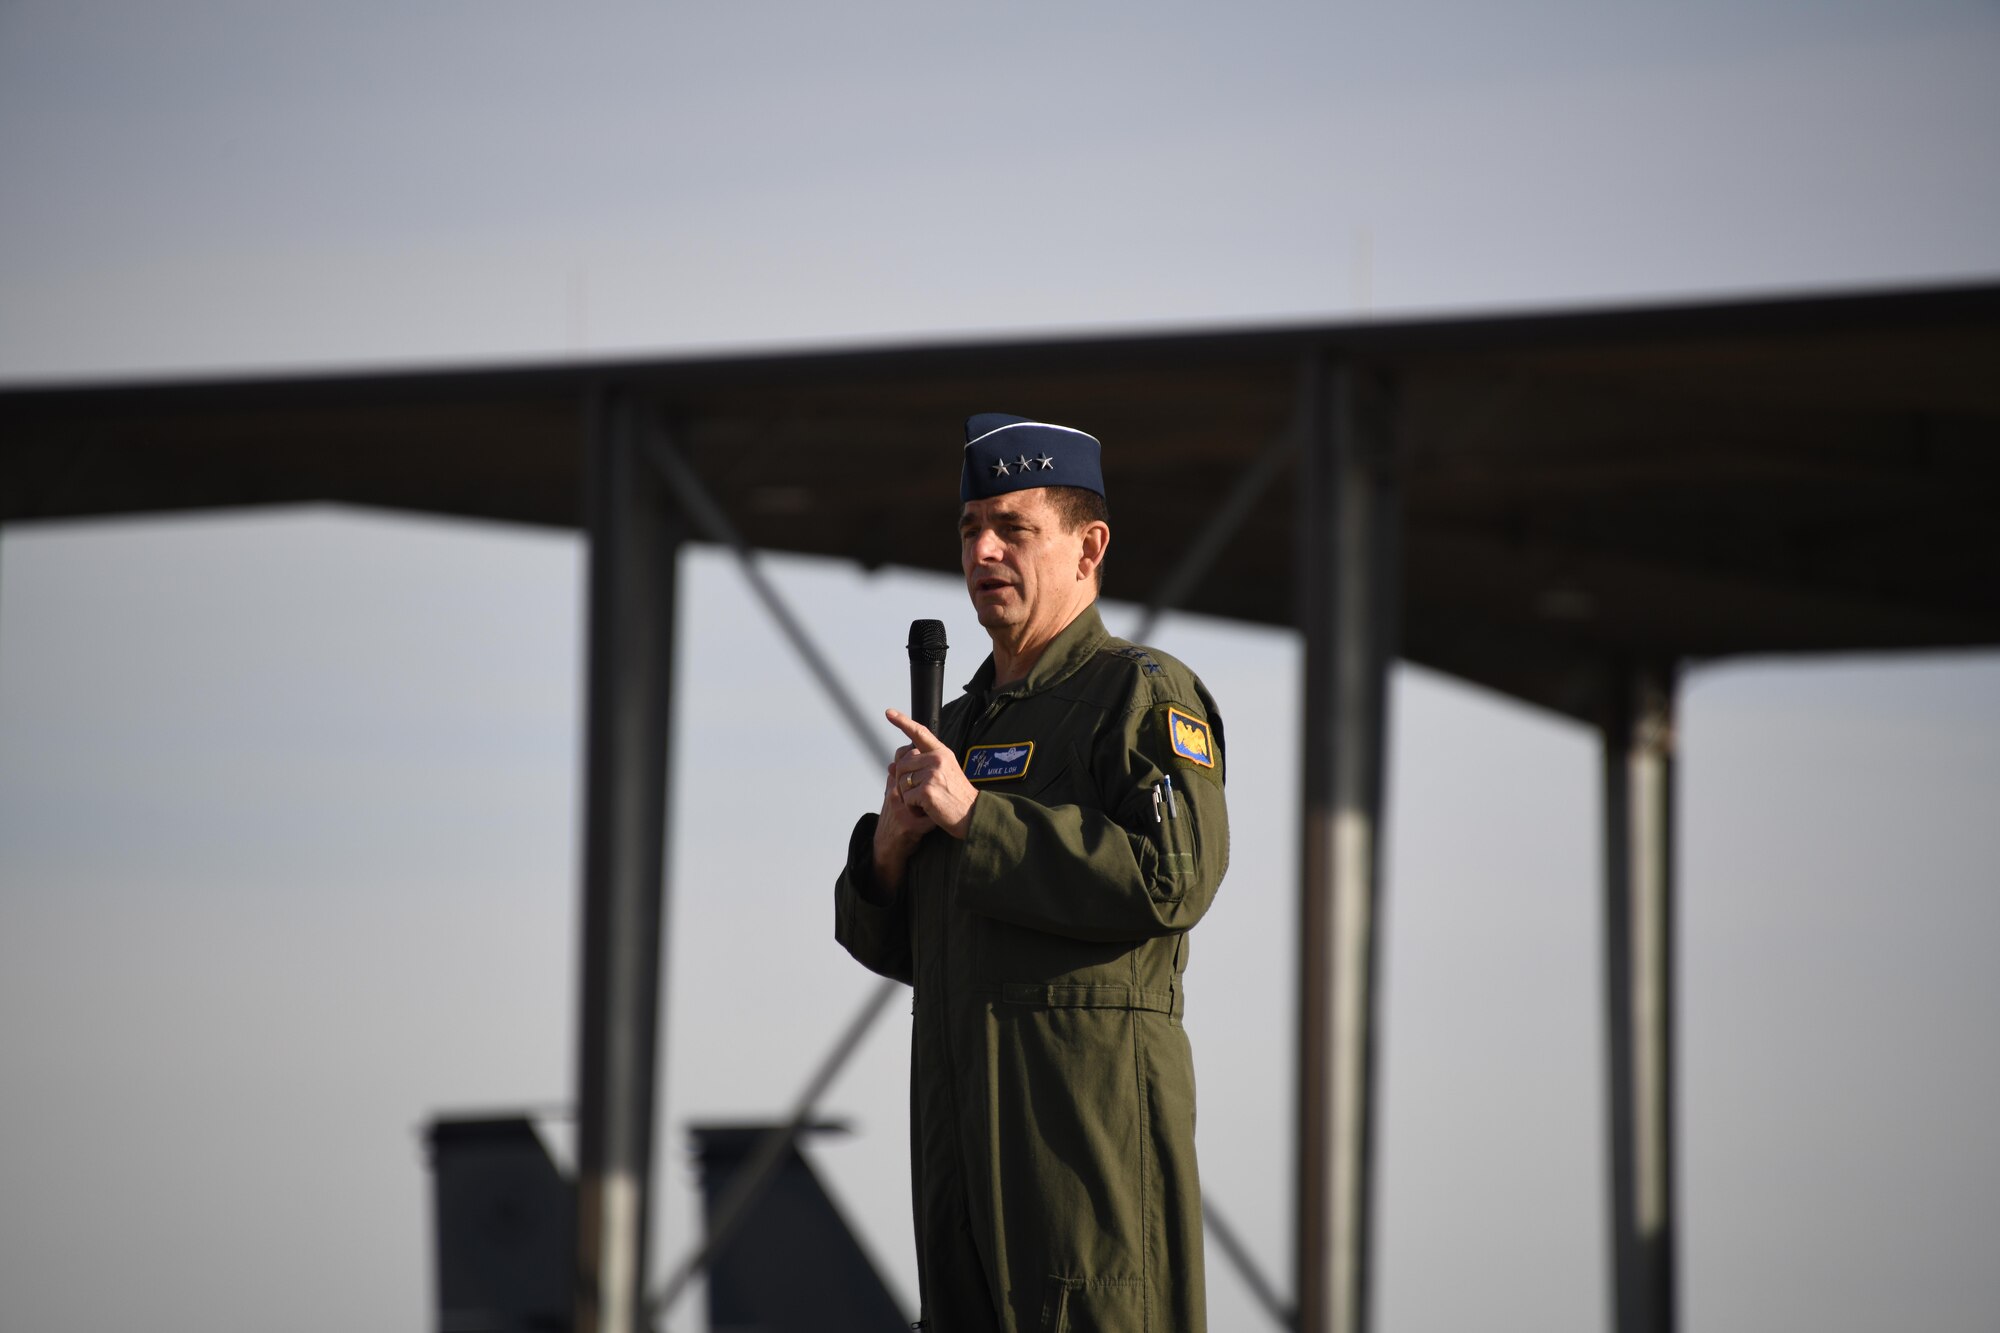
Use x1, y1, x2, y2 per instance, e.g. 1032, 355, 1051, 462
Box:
836, 603, 1228, 1333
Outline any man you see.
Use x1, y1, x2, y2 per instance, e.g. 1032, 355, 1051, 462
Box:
835, 413, 1229, 1333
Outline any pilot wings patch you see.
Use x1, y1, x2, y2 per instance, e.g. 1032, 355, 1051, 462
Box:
1165, 707, 1216, 769
964, 741, 1034, 783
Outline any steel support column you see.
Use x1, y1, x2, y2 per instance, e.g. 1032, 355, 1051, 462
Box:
574, 387, 684, 1333
1295, 358, 1400, 1333
1603, 663, 1678, 1333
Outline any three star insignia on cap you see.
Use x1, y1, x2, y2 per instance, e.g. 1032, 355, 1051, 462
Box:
993, 453, 1060, 477
992, 453, 1058, 478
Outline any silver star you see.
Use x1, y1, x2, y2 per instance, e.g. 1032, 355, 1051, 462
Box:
1035, 452, 1056, 470
991, 458, 1011, 477
1016, 454, 1033, 473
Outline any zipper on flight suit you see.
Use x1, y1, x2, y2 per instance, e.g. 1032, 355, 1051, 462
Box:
930, 687, 997, 1278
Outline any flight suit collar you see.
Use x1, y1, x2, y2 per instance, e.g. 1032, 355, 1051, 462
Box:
962, 601, 1110, 703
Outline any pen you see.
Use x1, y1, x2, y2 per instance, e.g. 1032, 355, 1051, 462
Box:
1163, 774, 1177, 818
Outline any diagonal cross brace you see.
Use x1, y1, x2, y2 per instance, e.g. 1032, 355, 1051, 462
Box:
1131, 415, 1303, 645
642, 415, 886, 770
639, 409, 903, 1324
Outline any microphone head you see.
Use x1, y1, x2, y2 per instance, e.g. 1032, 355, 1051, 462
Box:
907, 619, 948, 664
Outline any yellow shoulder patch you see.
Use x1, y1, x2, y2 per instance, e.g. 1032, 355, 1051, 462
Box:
1166, 706, 1215, 769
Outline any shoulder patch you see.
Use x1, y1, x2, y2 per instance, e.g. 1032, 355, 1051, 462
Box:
1165, 706, 1216, 769
964, 741, 1034, 783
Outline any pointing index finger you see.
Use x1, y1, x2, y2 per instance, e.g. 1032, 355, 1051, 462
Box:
885, 707, 945, 752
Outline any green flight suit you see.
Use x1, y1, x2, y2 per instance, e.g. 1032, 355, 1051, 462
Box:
836, 604, 1229, 1333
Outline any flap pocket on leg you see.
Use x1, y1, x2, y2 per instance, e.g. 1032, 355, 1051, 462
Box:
1040, 1274, 1144, 1333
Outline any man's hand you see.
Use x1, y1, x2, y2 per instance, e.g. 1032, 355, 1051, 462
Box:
885, 708, 978, 840
871, 749, 933, 897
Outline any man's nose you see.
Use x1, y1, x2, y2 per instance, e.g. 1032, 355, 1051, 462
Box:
970, 528, 1004, 564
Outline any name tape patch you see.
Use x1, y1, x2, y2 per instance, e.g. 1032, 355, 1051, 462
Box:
965, 741, 1035, 783
1166, 707, 1216, 769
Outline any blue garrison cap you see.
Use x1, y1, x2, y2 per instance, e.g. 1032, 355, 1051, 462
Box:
961, 413, 1105, 503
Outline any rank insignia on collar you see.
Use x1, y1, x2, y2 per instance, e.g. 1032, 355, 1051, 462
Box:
965, 741, 1034, 783
1166, 707, 1215, 768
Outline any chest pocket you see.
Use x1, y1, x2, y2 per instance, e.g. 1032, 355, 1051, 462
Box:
961, 737, 1088, 806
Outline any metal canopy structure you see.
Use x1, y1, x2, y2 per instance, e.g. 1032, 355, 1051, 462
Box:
8, 283, 1997, 720
5, 280, 1999, 1333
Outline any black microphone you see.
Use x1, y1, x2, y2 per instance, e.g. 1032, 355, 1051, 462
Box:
907, 619, 948, 735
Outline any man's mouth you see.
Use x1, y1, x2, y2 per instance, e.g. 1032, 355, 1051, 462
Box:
973, 575, 1012, 596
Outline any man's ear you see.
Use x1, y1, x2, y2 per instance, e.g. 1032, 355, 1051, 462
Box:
1077, 521, 1110, 581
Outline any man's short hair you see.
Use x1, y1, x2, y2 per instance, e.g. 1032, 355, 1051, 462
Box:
1045, 485, 1109, 589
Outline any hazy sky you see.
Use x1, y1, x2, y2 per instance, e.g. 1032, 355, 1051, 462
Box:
6, 1, 2000, 378
2, 4, 1998, 1332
